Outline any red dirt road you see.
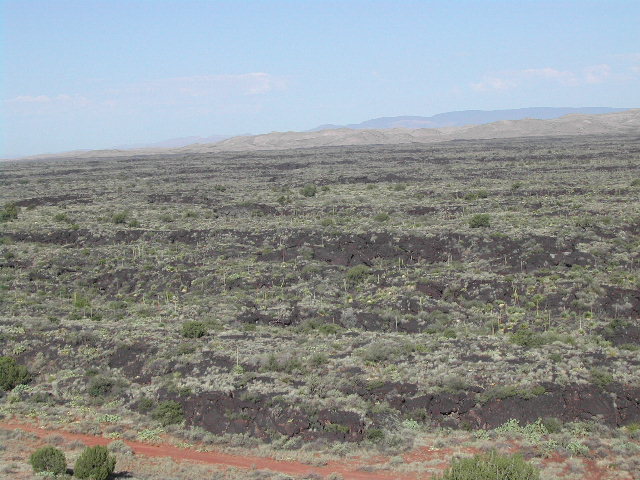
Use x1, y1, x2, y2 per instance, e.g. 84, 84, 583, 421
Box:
1, 421, 628, 480
0, 421, 425, 479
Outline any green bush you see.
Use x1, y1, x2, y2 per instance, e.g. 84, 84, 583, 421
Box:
111, 211, 128, 224
437, 450, 540, 480
261, 353, 304, 374
541, 417, 563, 434
510, 325, 546, 349
137, 396, 155, 413
345, 264, 371, 284
87, 376, 114, 398
590, 368, 614, 388
181, 320, 208, 338
0, 356, 31, 391
54, 212, 71, 223
464, 189, 489, 201
373, 212, 390, 222
0, 202, 20, 222
29, 446, 67, 475
469, 213, 490, 228
300, 184, 317, 197
366, 428, 385, 441
74, 445, 116, 480
152, 400, 184, 426
477, 385, 546, 404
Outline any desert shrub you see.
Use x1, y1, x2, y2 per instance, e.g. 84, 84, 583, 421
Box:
74, 445, 116, 480
469, 213, 490, 228
181, 320, 207, 338
87, 376, 114, 398
477, 385, 546, 404
565, 441, 589, 456
73, 293, 91, 309
590, 368, 614, 388
575, 216, 596, 228
510, 325, 546, 348
440, 375, 471, 394
261, 353, 304, 374
107, 440, 133, 455
442, 328, 457, 339
464, 189, 489, 201
0, 356, 31, 391
437, 450, 540, 480
345, 264, 370, 284
307, 353, 328, 368
111, 211, 128, 224
53, 212, 70, 223
0, 202, 20, 222
373, 212, 390, 222
300, 184, 317, 197
277, 195, 291, 205
549, 352, 562, 363
296, 319, 343, 335
152, 400, 184, 426
366, 428, 385, 441
137, 396, 155, 413
29, 446, 67, 475
541, 417, 563, 433
360, 342, 402, 364
631, 178, 640, 187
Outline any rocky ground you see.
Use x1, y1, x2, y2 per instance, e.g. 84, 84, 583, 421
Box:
1, 135, 639, 478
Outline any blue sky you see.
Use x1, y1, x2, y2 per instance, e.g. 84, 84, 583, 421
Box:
2, 0, 639, 157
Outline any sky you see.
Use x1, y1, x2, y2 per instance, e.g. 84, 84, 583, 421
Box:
2, 0, 640, 157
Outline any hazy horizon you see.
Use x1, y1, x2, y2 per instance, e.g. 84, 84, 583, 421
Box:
3, 1, 640, 157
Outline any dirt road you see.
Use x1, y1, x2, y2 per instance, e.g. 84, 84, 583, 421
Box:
0, 421, 426, 479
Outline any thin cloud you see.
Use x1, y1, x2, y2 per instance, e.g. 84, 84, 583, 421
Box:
471, 77, 516, 92
520, 68, 578, 86
6, 72, 286, 113
584, 64, 611, 84
614, 53, 640, 62
108, 73, 286, 104
6, 94, 91, 111
471, 64, 618, 92
8, 95, 52, 103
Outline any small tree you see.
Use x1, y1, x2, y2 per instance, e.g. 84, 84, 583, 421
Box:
152, 400, 184, 426
181, 320, 207, 338
437, 451, 539, 480
74, 445, 116, 480
0, 202, 20, 222
300, 184, 317, 197
29, 446, 67, 476
345, 264, 371, 284
88, 376, 114, 398
469, 213, 490, 228
111, 211, 128, 224
0, 356, 31, 391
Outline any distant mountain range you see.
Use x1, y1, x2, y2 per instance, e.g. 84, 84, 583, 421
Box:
117, 107, 629, 150
210, 108, 639, 152
115, 134, 238, 150
310, 107, 628, 131
10, 107, 637, 160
